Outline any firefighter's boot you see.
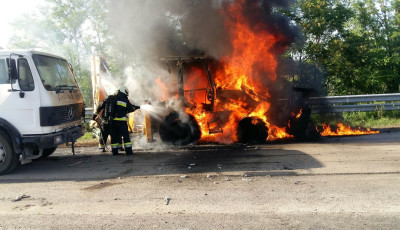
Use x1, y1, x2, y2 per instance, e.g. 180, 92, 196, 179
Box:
99, 145, 106, 153
125, 147, 133, 156
111, 143, 119, 155
124, 141, 133, 156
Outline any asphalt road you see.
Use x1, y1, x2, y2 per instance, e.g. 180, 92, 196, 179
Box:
0, 129, 399, 229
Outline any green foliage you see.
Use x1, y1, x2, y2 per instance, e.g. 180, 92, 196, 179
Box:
285, 0, 400, 95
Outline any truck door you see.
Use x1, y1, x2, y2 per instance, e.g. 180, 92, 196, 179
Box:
0, 56, 40, 134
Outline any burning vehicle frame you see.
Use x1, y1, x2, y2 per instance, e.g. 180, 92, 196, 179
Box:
95, 55, 321, 146
160, 55, 222, 133
157, 55, 312, 145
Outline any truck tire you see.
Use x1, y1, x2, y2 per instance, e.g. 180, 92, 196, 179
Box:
0, 132, 19, 175
40, 147, 57, 158
159, 111, 201, 145
236, 117, 268, 144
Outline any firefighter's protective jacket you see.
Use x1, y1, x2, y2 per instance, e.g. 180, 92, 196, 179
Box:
94, 91, 139, 121
113, 91, 139, 121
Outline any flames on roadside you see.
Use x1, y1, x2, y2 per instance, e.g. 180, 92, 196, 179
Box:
317, 123, 380, 137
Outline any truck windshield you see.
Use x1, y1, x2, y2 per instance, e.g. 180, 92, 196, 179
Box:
32, 54, 78, 91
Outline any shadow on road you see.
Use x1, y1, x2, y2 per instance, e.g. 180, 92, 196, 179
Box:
0, 144, 323, 183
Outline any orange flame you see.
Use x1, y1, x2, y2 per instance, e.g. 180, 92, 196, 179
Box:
267, 125, 293, 141
183, 0, 290, 143
295, 109, 303, 119
318, 123, 379, 136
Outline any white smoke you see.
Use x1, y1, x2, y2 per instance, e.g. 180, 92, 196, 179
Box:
101, 74, 119, 95
107, 0, 230, 107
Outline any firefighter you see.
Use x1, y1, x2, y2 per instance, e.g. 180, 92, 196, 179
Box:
109, 86, 140, 155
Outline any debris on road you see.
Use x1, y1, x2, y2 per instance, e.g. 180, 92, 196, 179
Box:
206, 174, 213, 178
164, 197, 171, 205
181, 175, 189, 178
12, 195, 30, 202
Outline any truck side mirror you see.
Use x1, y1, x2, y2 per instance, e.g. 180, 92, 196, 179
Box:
6, 58, 18, 80
68, 63, 74, 74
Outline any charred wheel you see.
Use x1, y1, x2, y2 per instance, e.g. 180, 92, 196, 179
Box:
159, 111, 201, 145
236, 117, 268, 144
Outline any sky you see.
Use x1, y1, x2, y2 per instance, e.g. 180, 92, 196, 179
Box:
0, 0, 43, 48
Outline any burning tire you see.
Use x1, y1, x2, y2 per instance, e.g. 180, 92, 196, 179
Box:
159, 111, 201, 145
236, 117, 268, 144
0, 131, 19, 175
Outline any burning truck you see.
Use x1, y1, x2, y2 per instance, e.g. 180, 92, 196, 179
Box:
92, 53, 314, 146
155, 55, 313, 145
92, 0, 319, 145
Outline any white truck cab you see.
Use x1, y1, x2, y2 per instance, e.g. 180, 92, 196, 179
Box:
0, 50, 85, 174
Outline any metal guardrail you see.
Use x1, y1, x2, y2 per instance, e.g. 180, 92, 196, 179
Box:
85, 108, 93, 121
308, 93, 400, 113
84, 93, 400, 119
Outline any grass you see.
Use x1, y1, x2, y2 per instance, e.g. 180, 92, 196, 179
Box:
59, 124, 98, 148
312, 110, 400, 129
79, 131, 97, 140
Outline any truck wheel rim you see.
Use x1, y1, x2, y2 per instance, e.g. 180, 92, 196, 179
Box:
0, 144, 5, 162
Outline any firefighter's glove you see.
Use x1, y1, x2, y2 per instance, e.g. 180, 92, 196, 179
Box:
135, 105, 141, 110
92, 114, 97, 120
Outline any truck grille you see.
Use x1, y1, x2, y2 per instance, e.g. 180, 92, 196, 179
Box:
40, 103, 84, 126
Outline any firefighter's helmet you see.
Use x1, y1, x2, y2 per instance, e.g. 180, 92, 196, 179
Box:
119, 86, 129, 96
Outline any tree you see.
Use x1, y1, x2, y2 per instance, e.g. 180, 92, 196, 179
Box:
285, 0, 354, 95
285, 0, 400, 95
9, 0, 117, 106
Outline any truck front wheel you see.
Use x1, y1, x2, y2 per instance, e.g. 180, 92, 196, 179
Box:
0, 132, 19, 175
159, 111, 201, 145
